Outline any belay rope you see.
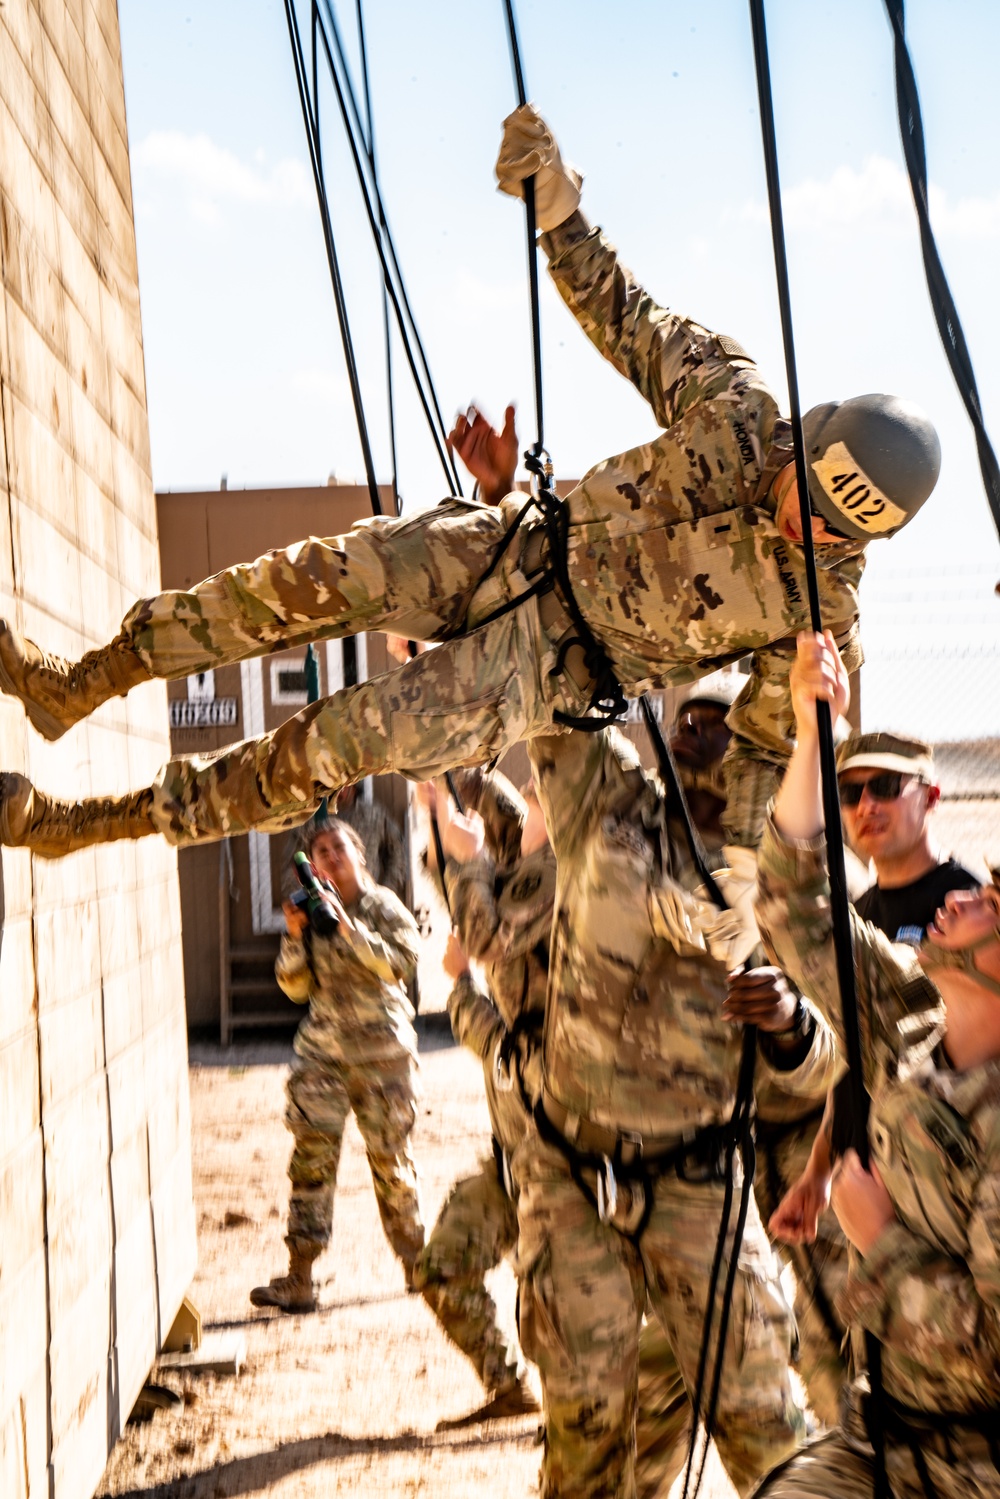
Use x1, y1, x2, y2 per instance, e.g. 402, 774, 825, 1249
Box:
883, 0, 1000, 552
748, 1, 889, 1492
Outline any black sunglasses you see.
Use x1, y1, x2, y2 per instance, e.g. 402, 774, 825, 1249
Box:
838, 771, 909, 807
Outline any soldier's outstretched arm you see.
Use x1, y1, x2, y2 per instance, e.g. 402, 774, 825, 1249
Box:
445, 966, 505, 1066
541, 213, 748, 431
447, 765, 527, 871
496, 105, 741, 429
755, 633, 945, 1076
722, 621, 862, 850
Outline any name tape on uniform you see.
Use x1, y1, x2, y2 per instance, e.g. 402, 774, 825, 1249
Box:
810, 441, 908, 534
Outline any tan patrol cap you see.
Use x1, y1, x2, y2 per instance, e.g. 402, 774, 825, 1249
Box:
836, 729, 935, 783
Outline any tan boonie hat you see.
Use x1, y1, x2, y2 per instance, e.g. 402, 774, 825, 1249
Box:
836, 729, 935, 783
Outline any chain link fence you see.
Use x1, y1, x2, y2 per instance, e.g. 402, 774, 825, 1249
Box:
859, 562, 1000, 871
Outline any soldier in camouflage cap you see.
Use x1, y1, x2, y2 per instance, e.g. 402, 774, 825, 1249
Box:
754, 631, 1000, 1499
0, 107, 940, 863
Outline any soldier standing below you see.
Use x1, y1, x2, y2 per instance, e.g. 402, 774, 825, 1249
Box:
410, 768, 551, 1426
250, 817, 424, 1311
754, 630, 1000, 1499
511, 720, 847, 1498
0, 108, 942, 862
631, 685, 850, 1477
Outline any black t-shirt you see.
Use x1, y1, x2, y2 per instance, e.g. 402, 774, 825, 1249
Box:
831, 857, 980, 1157
854, 858, 981, 948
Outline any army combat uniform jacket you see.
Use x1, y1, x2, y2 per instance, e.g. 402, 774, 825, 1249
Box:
756, 817, 1000, 1499
106, 217, 864, 854
277, 882, 420, 1067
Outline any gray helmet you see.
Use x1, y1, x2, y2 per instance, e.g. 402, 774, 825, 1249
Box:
801, 395, 941, 543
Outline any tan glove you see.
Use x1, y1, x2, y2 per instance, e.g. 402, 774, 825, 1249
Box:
495, 103, 582, 233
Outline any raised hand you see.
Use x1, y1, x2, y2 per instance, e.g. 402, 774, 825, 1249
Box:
447, 404, 518, 506
443, 929, 471, 981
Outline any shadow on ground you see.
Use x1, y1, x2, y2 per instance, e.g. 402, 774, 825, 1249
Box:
100, 1423, 539, 1499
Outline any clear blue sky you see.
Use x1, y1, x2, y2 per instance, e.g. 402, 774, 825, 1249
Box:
117, 0, 1000, 732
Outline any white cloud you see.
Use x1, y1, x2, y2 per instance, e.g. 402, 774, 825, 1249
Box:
733, 155, 1000, 238
132, 131, 313, 220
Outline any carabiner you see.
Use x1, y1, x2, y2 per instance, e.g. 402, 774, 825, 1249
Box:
597, 1155, 618, 1224
493, 1037, 515, 1094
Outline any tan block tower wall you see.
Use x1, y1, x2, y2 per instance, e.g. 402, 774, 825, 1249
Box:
0, 5, 196, 1497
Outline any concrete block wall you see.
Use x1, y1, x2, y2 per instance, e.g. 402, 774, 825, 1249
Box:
0, 4, 195, 1496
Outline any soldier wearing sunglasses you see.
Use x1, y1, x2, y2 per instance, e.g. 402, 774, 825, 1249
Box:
837, 732, 978, 950
771, 730, 980, 1256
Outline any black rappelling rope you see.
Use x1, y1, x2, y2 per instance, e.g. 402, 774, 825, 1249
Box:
354, 0, 399, 515
316, 0, 463, 499
748, 2, 889, 1494
640, 710, 758, 1499
284, 0, 463, 508
501, 0, 545, 462
284, 0, 383, 516
883, 0, 1000, 553
311, 1, 462, 499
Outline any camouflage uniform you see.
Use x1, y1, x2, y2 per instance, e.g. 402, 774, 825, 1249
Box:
680, 750, 849, 1437
33, 213, 863, 857
754, 816, 1000, 1499
513, 727, 831, 1499
275, 880, 425, 1272
412, 766, 552, 1394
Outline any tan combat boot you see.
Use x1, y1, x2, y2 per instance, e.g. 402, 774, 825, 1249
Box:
0, 621, 151, 741
249, 1244, 320, 1313
0, 772, 157, 857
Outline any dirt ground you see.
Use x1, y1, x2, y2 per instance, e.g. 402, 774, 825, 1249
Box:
95, 1011, 744, 1499
96, 843, 740, 1499
96, 1018, 539, 1499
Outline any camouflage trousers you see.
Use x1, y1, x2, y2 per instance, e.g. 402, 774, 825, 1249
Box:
117, 499, 592, 846
409, 1157, 523, 1395
635, 1319, 690, 1499
751, 1408, 1000, 1499
754, 1118, 849, 1430
514, 1126, 805, 1499
284, 1051, 424, 1272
